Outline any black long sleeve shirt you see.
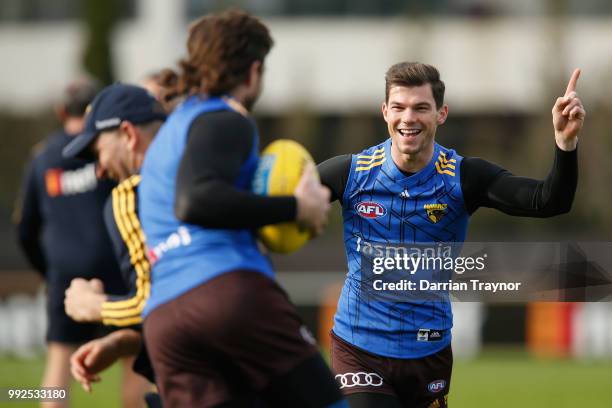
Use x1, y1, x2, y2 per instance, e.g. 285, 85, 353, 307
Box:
318, 146, 577, 217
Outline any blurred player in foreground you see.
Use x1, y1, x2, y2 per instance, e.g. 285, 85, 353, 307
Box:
138, 9, 347, 408
62, 83, 166, 407
318, 62, 584, 407
14, 79, 129, 408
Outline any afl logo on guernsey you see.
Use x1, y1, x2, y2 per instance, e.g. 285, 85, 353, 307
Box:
428, 379, 446, 393
355, 201, 386, 219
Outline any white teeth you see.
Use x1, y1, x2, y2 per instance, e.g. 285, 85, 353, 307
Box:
399, 129, 420, 136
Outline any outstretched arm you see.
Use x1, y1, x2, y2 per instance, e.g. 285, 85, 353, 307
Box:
461, 148, 577, 217
462, 69, 583, 217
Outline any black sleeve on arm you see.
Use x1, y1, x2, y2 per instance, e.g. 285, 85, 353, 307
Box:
15, 160, 47, 275
175, 110, 297, 229
461, 146, 577, 217
318, 154, 351, 204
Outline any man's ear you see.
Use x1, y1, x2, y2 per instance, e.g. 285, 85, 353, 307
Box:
437, 105, 449, 125
382, 102, 389, 122
121, 121, 139, 151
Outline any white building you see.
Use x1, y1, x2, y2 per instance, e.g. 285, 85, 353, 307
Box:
0, 0, 611, 114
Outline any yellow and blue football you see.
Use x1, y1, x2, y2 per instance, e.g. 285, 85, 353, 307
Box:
252, 139, 315, 253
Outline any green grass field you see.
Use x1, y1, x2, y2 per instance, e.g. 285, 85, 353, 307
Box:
1, 349, 610, 407
0, 353, 122, 408
451, 349, 612, 408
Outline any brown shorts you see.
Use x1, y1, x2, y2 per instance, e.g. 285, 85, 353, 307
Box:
144, 270, 319, 407
331, 331, 452, 408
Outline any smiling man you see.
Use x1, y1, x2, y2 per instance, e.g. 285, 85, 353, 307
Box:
62, 83, 166, 329
61, 83, 166, 407
318, 62, 584, 408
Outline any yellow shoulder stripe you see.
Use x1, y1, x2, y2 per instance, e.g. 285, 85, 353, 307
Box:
356, 153, 385, 165
356, 147, 385, 160
435, 161, 456, 177
356, 157, 386, 171
437, 158, 456, 170
439, 152, 457, 164
436, 152, 457, 176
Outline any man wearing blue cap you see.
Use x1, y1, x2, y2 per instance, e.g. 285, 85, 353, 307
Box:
61, 83, 166, 407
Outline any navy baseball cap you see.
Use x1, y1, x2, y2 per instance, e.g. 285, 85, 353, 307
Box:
63, 83, 166, 159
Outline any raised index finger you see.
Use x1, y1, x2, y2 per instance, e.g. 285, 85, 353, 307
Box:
564, 68, 581, 96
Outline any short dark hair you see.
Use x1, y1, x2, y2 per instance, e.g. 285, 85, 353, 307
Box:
385, 62, 445, 109
161, 9, 273, 99
62, 78, 100, 117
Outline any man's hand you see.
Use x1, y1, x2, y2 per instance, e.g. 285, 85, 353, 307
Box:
294, 163, 331, 237
553, 68, 586, 151
70, 329, 142, 392
64, 278, 106, 322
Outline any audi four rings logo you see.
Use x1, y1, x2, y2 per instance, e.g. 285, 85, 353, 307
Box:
334, 372, 384, 389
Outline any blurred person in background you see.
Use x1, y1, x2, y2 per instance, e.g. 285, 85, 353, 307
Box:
140, 69, 184, 113
318, 62, 584, 407
14, 79, 133, 407
138, 9, 347, 408
61, 83, 166, 407
140, 71, 164, 101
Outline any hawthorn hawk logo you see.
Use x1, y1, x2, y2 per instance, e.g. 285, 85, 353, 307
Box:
424, 203, 448, 223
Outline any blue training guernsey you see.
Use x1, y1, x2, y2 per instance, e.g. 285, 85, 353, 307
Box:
139, 96, 273, 317
333, 138, 469, 358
